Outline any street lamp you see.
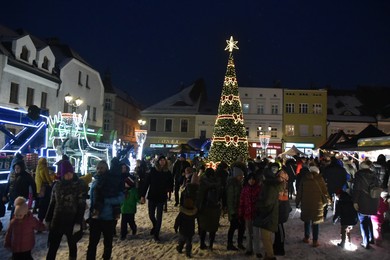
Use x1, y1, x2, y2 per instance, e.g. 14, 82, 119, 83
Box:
64, 93, 83, 112
258, 126, 272, 158
135, 119, 147, 160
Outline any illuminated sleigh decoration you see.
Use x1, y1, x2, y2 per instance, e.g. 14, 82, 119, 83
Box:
48, 111, 109, 175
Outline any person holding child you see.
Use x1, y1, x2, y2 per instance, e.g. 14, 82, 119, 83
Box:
4, 196, 46, 260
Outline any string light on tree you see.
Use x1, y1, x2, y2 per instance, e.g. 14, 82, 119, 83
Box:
208, 36, 249, 166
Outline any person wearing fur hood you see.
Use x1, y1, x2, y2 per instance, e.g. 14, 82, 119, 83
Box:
5, 196, 46, 259
295, 165, 329, 248
140, 155, 174, 242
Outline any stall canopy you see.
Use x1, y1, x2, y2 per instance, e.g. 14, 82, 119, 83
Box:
335, 124, 387, 151
169, 143, 198, 153
279, 145, 307, 157
319, 130, 350, 151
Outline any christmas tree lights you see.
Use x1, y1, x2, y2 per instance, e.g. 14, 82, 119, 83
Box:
208, 36, 249, 166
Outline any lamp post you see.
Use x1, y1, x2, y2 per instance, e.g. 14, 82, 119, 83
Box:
135, 119, 147, 160
258, 126, 272, 158
64, 93, 83, 113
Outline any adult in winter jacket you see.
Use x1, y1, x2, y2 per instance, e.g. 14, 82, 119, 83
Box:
352, 160, 380, 249
197, 168, 222, 250
35, 157, 55, 222
87, 160, 124, 260
253, 163, 282, 259
226, 166, 245, 251
172, 154, 191, 206
45, 160, 86, 260
140, 155, 174, 241
8, 161, 36, 219
239, 173, 261, 257
296, 165, 329, 248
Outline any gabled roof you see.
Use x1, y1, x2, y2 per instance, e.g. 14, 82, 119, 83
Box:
142, 78, 217, 115
319, 130, 350, 150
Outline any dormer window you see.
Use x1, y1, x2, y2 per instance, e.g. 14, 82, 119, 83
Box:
42, 56, 49, 70
20, 46, 29, 61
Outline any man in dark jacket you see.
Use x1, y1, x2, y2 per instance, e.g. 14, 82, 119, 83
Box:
172, 154, 191, 206
352, 160, 380, 249
46, 160, 86, 260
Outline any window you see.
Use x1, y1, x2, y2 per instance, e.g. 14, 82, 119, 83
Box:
200, 130, 206, 139
313, 103, 322, 114
41, 92, 47, 109
257, 104, 264, 114
103, 118, 110, 131
271, 104, 278, 114
78, 71, 82, 86
87, 105, 91, 119
180, 119, 188, 132
165, 119, 172, 132
20, 46, 28, 61
285, 103, 295, 113
104, 98, 112, 110
10, 83, 19, 104
26, 88, 34, 106
242, 103, 249, 114
92, 107, 96, 121
86, 75, 90, 89
313, 125, 322, 136
150, 119, 157, 132
271, 127, 277, 138
63, 101, 69, 113
299, 103, 308, 114
300, 125, 309, 136
42, 56, 49, 70
285, 125, 295, 136
246, 127, 249, 137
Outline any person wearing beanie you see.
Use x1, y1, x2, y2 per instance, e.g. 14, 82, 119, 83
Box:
5, 196, 45, 259
46, 160, 86, 260
353, 159, 381, 249
172, 154, 191, 207
295, 163, 329, 248
87, 160, 124, 260
120, 162, 139, 241
226, 166, 246, 251
140, 155, 174, 242
7, 160, 37, 220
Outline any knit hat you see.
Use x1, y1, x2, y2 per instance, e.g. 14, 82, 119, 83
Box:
232, 167, 244, 178
14, 196, 28, 218
183, 197, 195, 209
60, 160, 74, 178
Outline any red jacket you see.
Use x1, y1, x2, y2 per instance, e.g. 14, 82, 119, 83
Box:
371, 197, 389, 224
239, 183, 261, 220
4, 212, 46, 253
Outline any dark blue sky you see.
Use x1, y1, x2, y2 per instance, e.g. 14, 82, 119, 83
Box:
2, 1, 390, 107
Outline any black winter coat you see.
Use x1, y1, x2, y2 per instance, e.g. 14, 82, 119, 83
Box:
174, 207, 197, 237
141, 167, 173, 203
333, 191, 358, 226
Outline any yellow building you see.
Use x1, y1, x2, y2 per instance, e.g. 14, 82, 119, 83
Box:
283, 89, 327, 155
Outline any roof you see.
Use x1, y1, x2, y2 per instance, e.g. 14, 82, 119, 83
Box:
319, 130, 350, 150
335, 124, 388, 150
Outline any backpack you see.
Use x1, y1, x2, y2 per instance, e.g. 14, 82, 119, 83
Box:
363, 177, 382, 199
205, 186, 220, 207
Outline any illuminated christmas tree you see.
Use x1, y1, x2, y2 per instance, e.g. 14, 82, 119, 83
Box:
208, 36, 249, 166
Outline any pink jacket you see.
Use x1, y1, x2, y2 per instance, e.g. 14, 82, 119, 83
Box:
239, 183, 261, 221
4, 212, 46, 253
371, 197, 389, 224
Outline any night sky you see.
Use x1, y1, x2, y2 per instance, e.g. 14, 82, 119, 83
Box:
2, 1, 390, 107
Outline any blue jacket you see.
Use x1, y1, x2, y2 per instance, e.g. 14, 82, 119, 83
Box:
90, 179, 124, 220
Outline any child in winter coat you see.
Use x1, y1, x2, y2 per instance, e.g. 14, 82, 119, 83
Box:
120, 174, 139, 240
174, 197, 198, 258
371, 191, 390, 245
4, 196, 46, 259
333, 190, 358, 248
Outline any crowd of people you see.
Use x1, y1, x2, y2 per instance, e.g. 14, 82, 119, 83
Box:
0, 151, 389, 260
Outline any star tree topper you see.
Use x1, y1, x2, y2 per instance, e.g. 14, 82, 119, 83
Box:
225, 36, 239, 52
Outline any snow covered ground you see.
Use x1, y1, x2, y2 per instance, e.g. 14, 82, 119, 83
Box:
0, 199, 389, 259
